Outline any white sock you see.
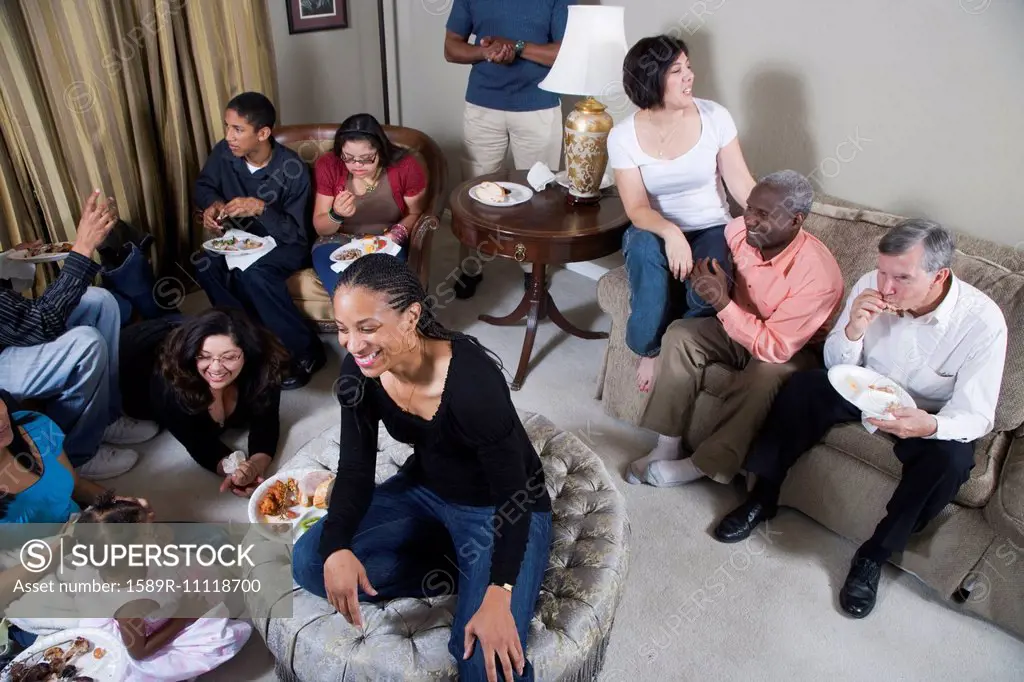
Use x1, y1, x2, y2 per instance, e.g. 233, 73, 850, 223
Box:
648, 457, 705, 486
628, 435, 683, 480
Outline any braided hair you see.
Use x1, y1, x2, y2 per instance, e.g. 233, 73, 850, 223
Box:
334, 253, 505, 373
77, 490, 150, 525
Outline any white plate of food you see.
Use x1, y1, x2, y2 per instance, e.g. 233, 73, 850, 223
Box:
202, 234, 270, 256
469, 181, 533, 207
827, 365, 917, 419
1, 627, 127, 682
248, 468, 335, 542
4, 242, 75, 263
554, 170, 614, 191
329, 235, 401, 270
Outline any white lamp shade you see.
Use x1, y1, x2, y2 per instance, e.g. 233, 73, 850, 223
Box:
538, 6, 627, 97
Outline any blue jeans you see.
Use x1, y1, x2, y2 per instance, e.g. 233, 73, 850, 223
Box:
293, 474, 552, 681
311, 242, 408, 296
622, 223, 732, 357
0, 287, 121, 465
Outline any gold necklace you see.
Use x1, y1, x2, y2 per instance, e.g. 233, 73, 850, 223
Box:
648, 109, 680, 159
362, 167, 383, 193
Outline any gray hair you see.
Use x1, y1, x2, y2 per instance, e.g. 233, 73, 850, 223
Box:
878, 218, 956, 273
758, 170, 814, 218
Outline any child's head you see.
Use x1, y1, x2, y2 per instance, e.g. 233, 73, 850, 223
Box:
78, 490, 154, 525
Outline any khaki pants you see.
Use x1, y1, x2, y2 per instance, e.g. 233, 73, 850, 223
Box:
458, 103, 563, 269
460, 102, 563, 180
641, 317, 820, 483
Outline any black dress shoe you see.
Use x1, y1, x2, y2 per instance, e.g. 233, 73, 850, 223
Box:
453, 272, 483, 300
713, 499, 776, 543
282, 347, 327, 391
839, 556, 882, 618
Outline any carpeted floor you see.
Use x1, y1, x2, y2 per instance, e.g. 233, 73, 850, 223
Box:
128, 226, 1023, 681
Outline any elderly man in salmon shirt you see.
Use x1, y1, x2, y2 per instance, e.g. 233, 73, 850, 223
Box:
626, 170, 845, 487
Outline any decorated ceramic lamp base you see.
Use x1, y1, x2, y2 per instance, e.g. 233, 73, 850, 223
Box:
564, 191, 601, 206
563, 96, 613, 207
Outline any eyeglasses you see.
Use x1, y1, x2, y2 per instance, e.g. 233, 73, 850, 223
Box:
196, 352, 244, 366
341, 153, 378, 166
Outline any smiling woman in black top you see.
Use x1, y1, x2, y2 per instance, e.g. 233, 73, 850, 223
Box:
120, 308, 288, 496
292, 253, 553, 682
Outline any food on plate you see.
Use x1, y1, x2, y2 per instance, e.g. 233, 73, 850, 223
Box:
355, 236, 389, 254
12, 242, 74, 258
868, 383, 897, 395
313, 477, 334, 510
258, 478, 300, 518
475, 181, 510, 203
91, 646, 106, 660
9, 636, 95, 682
299, 471, 335, 506
298, 514, 321, 534
209, 236, 263, 252
338, 248, 361, 261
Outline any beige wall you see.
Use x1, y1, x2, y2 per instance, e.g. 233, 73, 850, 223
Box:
265, 0, 385, 125
391, 0, 1024, 247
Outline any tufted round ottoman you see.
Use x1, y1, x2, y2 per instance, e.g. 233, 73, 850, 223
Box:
244, 411, 630, 681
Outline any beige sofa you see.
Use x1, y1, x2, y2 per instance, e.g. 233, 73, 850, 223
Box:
595, 196, 1024, 639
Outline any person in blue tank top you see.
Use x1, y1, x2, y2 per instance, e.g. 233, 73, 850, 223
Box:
0, 390, 145, 526
443, 0, 574, 299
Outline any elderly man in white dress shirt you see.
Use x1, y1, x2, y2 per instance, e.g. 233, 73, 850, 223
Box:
709, 218, 1008, 619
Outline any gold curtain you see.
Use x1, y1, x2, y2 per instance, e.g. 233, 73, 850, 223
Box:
0, 0, 277, 277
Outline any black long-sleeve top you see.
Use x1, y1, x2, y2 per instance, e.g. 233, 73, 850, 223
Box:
119, 319, 281, 472
0, 252, 99, 350
319, 337, 551, 586
194, 139, 312, 248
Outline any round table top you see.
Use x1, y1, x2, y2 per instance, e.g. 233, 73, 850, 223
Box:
449, 170, 628, 241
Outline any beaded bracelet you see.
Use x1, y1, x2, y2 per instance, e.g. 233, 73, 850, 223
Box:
328, 207, 345, 224
388, 223, 409, 246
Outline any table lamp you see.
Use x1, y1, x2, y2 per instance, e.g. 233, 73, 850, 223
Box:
538, 5, 628, 205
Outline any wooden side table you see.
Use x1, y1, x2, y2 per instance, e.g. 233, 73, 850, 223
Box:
449, 170, 628, 390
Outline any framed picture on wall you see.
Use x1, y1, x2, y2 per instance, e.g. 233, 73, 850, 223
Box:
287, 0, 348, 34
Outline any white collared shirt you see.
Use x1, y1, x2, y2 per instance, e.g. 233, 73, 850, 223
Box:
824, 271, 1008, 442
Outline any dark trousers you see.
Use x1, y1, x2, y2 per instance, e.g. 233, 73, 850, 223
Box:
747, 369, 975, 561
293, 474, 553, 681
194, 244, 317, 359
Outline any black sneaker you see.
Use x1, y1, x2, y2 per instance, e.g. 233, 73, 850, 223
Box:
453, 272, 483, 300
282, 345, 327, 391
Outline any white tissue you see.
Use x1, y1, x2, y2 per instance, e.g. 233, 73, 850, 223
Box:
527, 162, 557, 192
221, 450, 247, 474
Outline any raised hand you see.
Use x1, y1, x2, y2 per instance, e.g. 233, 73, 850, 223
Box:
333, 190, 357, 218
72, 189, 119, 257
845, 288, 887, 341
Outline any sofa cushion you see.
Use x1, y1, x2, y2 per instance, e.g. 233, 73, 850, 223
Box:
804, 199, 1024, 433
821, 423, 1007, 507
286, 268, 332, 324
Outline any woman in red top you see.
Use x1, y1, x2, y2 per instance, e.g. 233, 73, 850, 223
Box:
311, 113, 428, 293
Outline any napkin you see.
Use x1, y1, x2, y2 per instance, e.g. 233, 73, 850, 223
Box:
0, 251, 37, 291
527, 161, 557, 192
219, 228, 276, 272
220, 449, 247, 474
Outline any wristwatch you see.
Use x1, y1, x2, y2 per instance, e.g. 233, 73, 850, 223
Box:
513, 40, 526, 59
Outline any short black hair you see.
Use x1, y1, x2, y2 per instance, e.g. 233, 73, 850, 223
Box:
622, 35, 689, 110
225, 91, 276, 132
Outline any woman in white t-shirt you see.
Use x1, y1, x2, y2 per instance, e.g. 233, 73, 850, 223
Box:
608, 34, 756, 393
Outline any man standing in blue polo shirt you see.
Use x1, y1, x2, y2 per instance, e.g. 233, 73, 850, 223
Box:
444, 0, 574, 299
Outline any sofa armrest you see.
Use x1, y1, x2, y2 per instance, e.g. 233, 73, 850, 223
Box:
407, 213, 440, 288
985, 432, 1024, 544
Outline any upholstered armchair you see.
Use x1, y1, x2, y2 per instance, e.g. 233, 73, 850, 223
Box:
273, 124, 447, 330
